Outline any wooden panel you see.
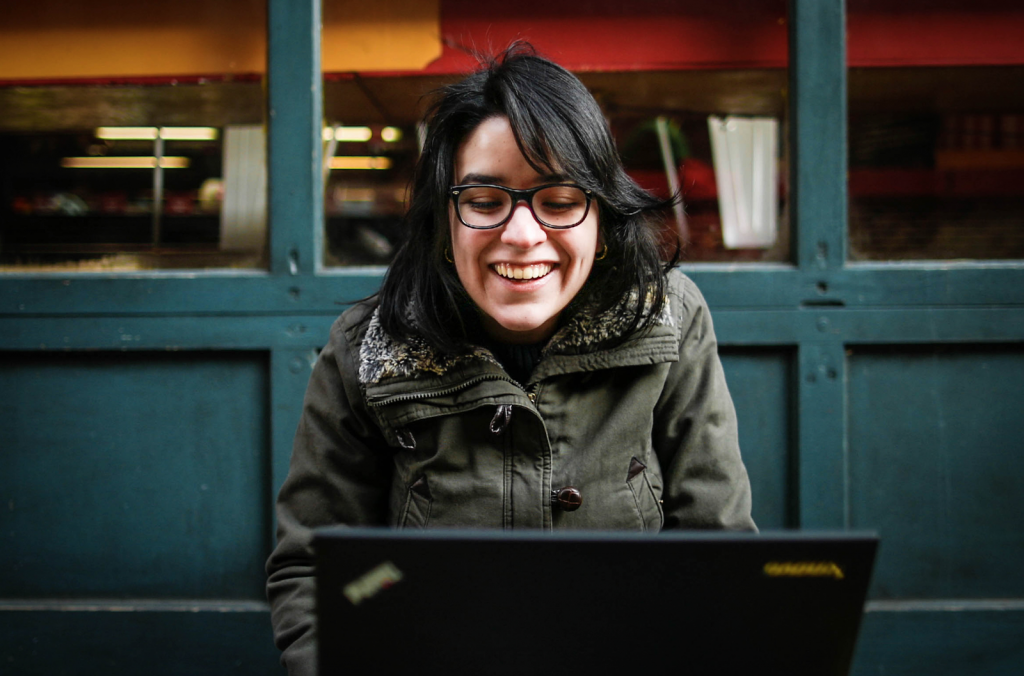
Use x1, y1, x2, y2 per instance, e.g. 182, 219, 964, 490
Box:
797, 341, 847, 528
5, 266, 1024, 316
0, 315, 337, 351
720, 349, 793, 529
848, 0, 1024, 68
847, 345, 1024, 599
0, 603, 283, 676
791, 0, 848, 269
268, 0, 322, 276
322, 0, 440, 73
0, 351, 270, 598
0, 1, 1021, 674
0, 1, 267, 81
426, 0, 789, 75
714, 307, 1024, 346
853, 604, 1024, 676
270, 349, 321, 524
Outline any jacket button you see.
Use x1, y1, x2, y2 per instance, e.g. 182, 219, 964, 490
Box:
552, 486, 583, 512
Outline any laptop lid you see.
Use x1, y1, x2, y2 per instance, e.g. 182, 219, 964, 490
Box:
313, 529, 877, 676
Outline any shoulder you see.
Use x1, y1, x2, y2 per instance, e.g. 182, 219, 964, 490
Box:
327, 295, 380, 349
314, 297, 381, 388
661, 269, 724, 367
666, 268, 706, 313
665, 268, 713, 337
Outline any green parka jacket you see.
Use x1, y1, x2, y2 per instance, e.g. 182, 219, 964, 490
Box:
266, 269, 755, 675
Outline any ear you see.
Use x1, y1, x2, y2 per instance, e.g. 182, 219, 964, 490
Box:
595, 227, 607, 259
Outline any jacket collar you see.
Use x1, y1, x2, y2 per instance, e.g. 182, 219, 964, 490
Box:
358, 290, 675, 388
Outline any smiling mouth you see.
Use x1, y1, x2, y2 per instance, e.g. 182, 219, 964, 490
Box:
493, 262, 553, 281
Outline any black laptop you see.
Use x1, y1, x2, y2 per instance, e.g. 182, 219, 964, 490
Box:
313, 528, 878, 676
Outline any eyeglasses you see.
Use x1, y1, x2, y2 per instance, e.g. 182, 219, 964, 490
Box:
450, 183, 594, 230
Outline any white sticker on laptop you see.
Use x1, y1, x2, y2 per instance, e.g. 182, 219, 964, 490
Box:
343, 561, 404, 605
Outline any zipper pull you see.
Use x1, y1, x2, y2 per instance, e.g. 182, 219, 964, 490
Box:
397, 428, 416, 449
489, 404, 513, 435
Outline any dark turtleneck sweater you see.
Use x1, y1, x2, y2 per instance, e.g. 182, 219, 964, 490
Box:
459, 302, 548, 386
486, 340, 545, 386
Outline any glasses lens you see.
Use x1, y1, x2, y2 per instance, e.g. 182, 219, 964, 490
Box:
533, 185, 588, 227
456, 186, 513, 228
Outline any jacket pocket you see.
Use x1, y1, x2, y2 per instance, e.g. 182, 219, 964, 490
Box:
400, 476, 433, 529
626, 457, 664, 532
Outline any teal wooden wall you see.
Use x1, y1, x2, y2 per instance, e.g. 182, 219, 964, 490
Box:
1, 1, 1022, 673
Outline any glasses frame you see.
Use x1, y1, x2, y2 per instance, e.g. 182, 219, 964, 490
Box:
449, 183, 594, 230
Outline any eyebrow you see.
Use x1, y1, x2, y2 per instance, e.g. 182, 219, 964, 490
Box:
458, 171, 568, 185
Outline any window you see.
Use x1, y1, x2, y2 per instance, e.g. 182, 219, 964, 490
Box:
0, 0, 267, 272
848, 67, 1024, 261
319, 0, 790, 268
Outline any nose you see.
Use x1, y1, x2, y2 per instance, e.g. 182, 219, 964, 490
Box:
500, 201, 547, 249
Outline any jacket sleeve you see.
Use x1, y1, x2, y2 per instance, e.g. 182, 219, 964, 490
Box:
652, 274, 757, 531
265, 314, 393, 676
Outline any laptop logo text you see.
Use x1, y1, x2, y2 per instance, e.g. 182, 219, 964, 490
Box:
764, 561, 845, 580
343, 561, 404, 605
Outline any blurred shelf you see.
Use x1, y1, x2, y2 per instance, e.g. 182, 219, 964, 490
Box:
849, 167, 1024, 198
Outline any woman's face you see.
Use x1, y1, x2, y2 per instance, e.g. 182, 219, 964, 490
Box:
450, 115, 601, 344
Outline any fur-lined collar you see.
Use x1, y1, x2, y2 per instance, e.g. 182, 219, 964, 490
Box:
358, 290, 673, 387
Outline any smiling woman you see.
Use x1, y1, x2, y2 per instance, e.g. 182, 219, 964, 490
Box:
374, 44, 680, 356
448, 116, 601, 344
266, 43, 756, 676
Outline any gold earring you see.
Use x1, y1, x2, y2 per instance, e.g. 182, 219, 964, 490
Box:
444, 246, 454, 264
595, 243, 608, 261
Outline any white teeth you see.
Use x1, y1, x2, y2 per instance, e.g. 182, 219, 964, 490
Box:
495, 263, 552, 280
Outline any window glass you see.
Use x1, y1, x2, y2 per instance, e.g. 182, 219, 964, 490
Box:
321, 0, 789, 267
848, 67, 1024, 261
0, 1, 266, 272
321, 76, 441, 267
0, 85, 266, 271
846, 0, 1024, 261
320, 68, 790, 267
586, 70, 789, 264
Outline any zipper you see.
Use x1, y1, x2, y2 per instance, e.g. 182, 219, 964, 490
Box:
366, 373, 525, 408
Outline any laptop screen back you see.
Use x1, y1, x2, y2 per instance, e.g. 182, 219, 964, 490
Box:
314, 529, 877, 676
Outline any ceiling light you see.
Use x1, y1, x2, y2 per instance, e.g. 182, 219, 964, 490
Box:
96, 127, 159, 140
159, 127, 219, 141
329, 156, 392, 170
61, 156, 191, 169
95, 127, 219, 141
323, 126, 373, 142
381, 127, 403, 143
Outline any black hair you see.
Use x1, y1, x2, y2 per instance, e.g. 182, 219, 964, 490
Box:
377, 42, 676, 353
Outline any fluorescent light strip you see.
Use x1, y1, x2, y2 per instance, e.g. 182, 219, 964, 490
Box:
95, 127, 219, 141
160, 127, 219, 141
381, 126, 402, 142
329, 156, 392, 170
62, 157, 191, 169
323, 126, 373, 142
96, 127, 158, 140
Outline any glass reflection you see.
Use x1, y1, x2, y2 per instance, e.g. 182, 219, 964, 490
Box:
0, 82, 266, 271
848, 67, 1024, 261
321, 69, 790, 267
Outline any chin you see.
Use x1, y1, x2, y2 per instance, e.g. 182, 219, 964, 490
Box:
485, 309, 560, 343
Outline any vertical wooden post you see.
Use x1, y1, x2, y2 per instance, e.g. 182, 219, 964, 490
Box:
790, 0, 848, 270
266, 0, 324, 539
790, 0, 849, 528
267, 0, 323, 277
